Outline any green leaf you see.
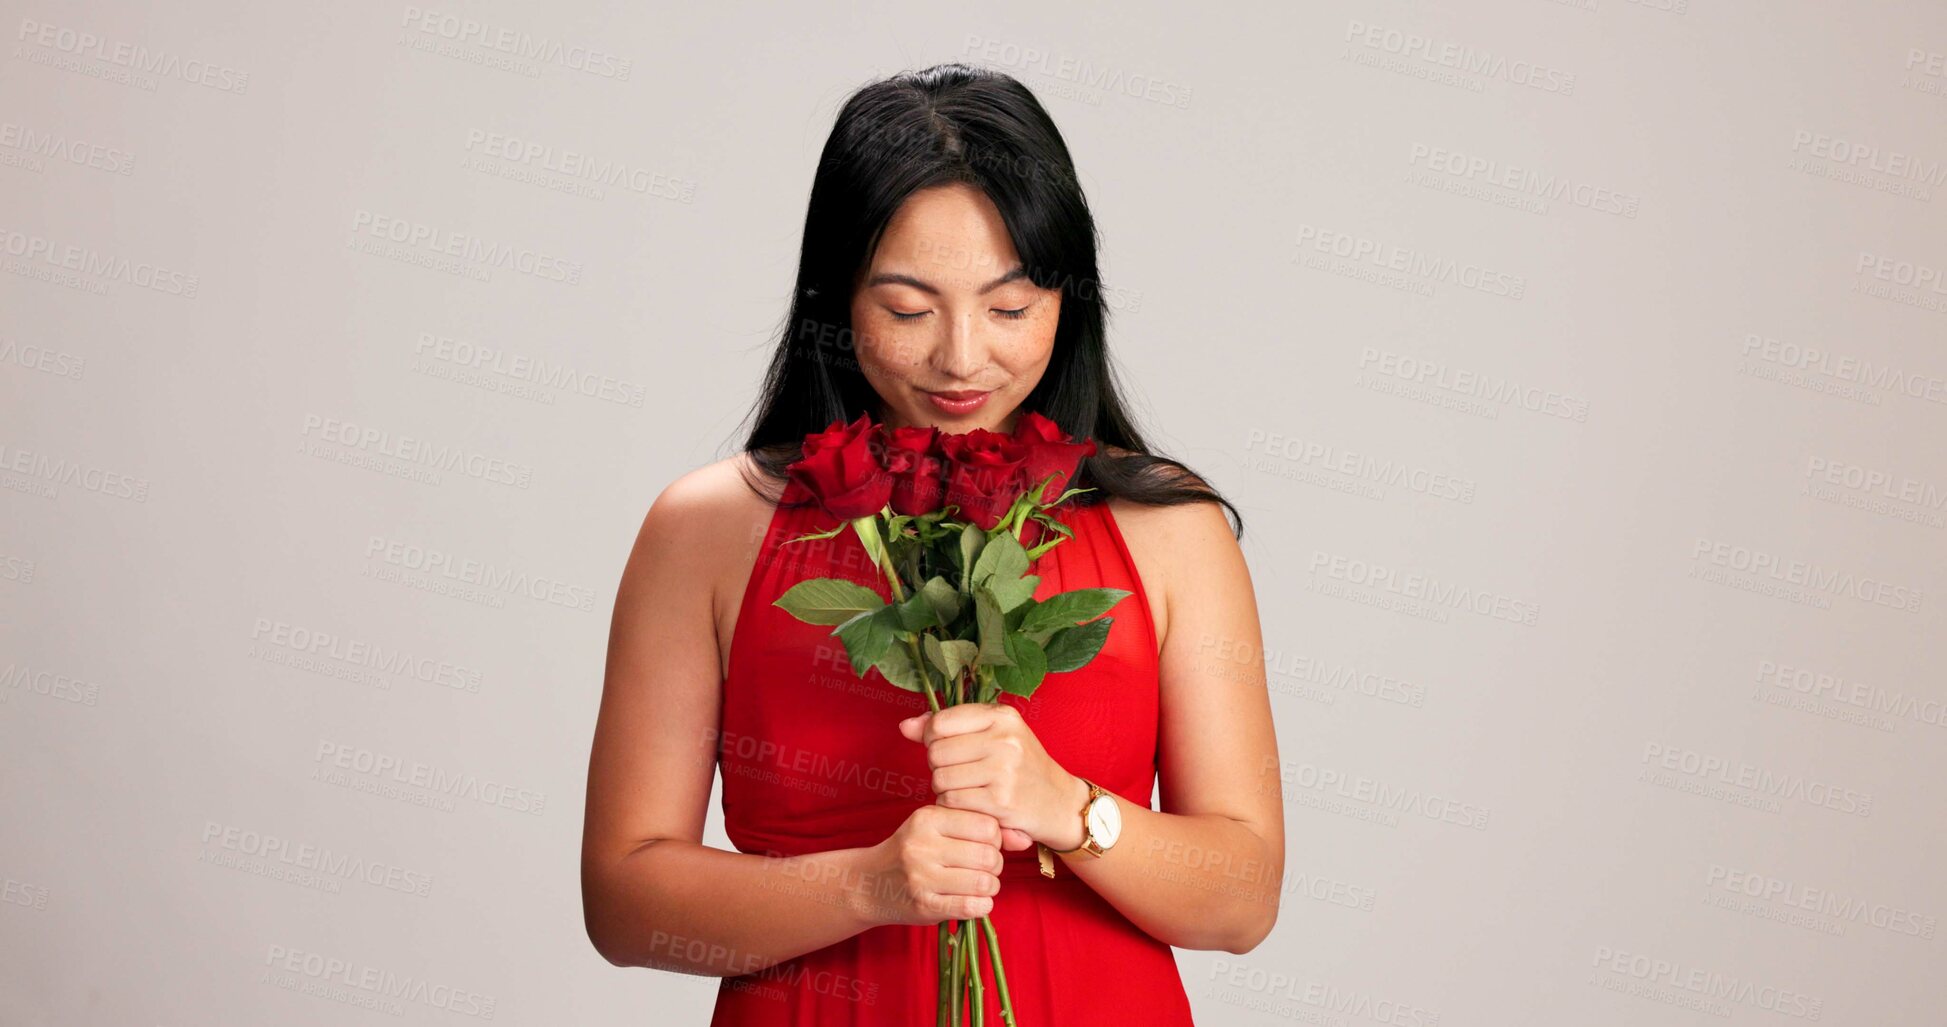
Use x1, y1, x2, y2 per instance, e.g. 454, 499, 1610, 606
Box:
834, 605, 898, 676
893, 589, 941, 632
849, 518, 887, 576
990, 573, 1039, 613
1043, 617, 1114, 673
971, 530, 1028, 588
971, 530, 1035, 611
1005, 597, 1037, 633
993, 632, 1048, 697
1019, 588, 1131, 634
773, 578, 886, 626
873, 641, 927, 693
972, 584, 1011, 666
924, 634, 978, 684
920, 576, 962, 626
957, 526, 985, 592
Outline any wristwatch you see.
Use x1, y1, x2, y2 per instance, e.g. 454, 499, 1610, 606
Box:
1037, 777, 1122, 878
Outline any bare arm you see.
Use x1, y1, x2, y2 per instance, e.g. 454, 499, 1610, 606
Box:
580, 468, 1005, 975
1065, 499, 1285, 950
579, 475, 868, 974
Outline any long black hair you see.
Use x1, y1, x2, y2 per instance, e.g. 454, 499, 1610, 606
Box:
734, 62, 1243, 539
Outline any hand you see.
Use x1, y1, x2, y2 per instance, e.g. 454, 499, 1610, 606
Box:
899, 703, 1089, 852
862, 805, 1006, 925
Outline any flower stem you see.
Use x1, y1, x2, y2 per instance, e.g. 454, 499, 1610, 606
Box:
979, 916, 1017, 1027
913, 637, 942, 713
966, 918, 985, 1026
937, 922, 951, 1027
947, 922, 963, 1027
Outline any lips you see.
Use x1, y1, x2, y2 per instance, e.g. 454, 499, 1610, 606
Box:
924, 389, 994, 415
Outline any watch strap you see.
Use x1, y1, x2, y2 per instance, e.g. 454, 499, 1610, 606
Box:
1038, 778, 1107, 878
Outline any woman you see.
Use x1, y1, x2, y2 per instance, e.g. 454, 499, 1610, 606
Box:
581, 63, 1282, 1024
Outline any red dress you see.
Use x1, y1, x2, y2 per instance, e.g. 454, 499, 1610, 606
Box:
710, 478, 1194, 1025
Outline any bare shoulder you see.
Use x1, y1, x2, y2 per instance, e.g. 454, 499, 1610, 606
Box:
619, 454, 763, 600
624, 453, 778, 604
647, 452, 777, 529
1096, 445, 1238, 553
621, 453, 785, 674
1096, 447, 1245, 651
1106, 492, 1243, 592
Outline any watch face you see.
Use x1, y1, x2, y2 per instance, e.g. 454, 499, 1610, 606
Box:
1086, 793, 1121, 849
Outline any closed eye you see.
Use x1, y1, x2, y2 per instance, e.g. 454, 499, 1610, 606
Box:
888, 307, 1030, 321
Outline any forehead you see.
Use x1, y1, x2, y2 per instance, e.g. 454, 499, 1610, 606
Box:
869, 183, 1022, 286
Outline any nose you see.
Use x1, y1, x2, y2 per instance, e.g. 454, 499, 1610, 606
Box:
933, 308, 985, 382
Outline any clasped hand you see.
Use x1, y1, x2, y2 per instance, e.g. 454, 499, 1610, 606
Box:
899, 702, 1087, 853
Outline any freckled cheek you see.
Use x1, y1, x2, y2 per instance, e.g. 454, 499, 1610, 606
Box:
857, 335, 925, 385
996, 323, 1058, 372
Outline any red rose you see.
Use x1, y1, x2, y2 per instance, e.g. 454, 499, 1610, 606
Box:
787, 413, 893, 519
940, 428, 1030, 530
1010, 411, 1097, 504
884, 425, 947, 516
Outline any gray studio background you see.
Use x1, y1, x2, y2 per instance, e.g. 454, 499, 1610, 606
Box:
5, 2, 1946, 1024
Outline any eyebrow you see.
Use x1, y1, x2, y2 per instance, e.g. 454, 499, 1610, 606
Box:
864, 265, 1029, 295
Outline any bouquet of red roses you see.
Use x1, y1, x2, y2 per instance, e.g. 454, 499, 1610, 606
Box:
772, 410, 1131, 1027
